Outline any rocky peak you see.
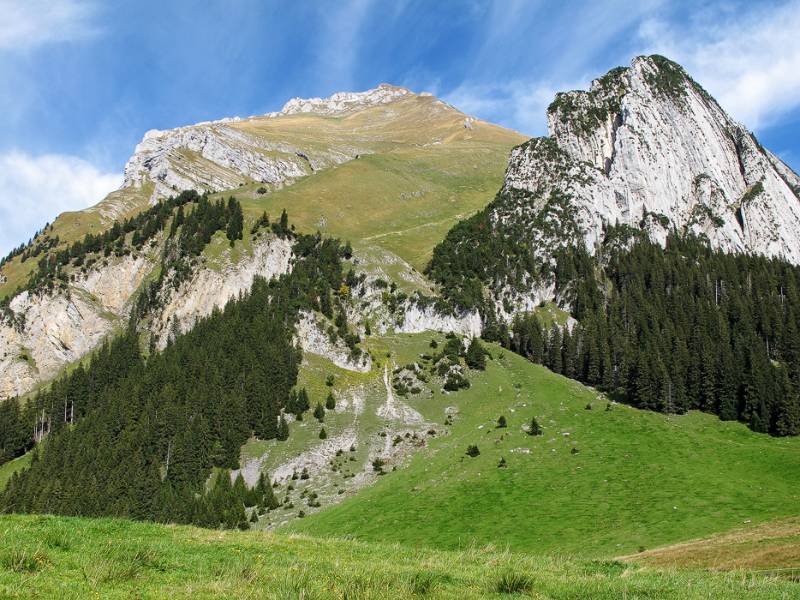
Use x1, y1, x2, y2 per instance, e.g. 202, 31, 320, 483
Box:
121, 84, 424, 202
274, 83, 413, 117
505, 55, 800, 263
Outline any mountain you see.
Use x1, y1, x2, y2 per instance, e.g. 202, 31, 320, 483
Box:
0, 86, 523, 399
430, 56, 800, 320
1, 54, 800, 590
531, 55, 800, 259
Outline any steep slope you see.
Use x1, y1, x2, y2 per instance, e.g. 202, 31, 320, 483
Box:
426, 56, 800, 437
289, 342, 800, 557
429, 55, 800, 320
538, 55, 800, 259
0, 86, 523, 399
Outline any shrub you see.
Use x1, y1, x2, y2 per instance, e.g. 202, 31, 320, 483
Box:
319, 427, 327, 440
497, 415, 507, 428
466, 445, 480, 457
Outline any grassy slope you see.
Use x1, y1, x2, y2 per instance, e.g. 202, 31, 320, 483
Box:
624, 517, 800, 572
0, 514, 796, 600
289, 340, 800, 558
0, 454, 31, 492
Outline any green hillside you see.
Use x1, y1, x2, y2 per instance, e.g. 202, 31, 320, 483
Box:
0, 514, 796, 600
289, 339, 800, 557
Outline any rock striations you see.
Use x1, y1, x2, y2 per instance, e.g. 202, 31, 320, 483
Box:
503, 55, 800, 263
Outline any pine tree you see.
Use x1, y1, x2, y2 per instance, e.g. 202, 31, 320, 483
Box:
325, 391, 336, 410
547, 325, 563, 374
465, 338, 487, 370
319, 427, 327, 439
276, 415, 289, 441
313, 402, 325, 422
528, 417, 542, 436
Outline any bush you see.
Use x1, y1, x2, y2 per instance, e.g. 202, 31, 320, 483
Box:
466, 445, 480, 457
497, 415, 507, 428
319, 427, 327, 440
444, 373, 470, 391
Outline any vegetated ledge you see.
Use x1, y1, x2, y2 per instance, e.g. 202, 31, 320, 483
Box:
0, 514, 796, 599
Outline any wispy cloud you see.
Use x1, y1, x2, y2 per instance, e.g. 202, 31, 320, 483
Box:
445, 78, 587, 137
442, 0, 665, 136
313, 0, 374, 91
636, 0, 800, 130
0, 152, 120, 257
0, 0, 101, 51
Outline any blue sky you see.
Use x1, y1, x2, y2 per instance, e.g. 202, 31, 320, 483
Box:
1, 0, 800, 257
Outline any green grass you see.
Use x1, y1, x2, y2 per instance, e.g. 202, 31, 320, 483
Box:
0, 453, 31, 492
289, 341, 800, 557
0, 514, 796, 599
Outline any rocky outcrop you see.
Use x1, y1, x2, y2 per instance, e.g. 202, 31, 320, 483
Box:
504, 55, 800, 263
124, 125, 333, 200
295, 311, 371, 373
271, 84, 411, 117
396, 303, 482, 339
153, 236, 293, 348
0, 253, 152, 398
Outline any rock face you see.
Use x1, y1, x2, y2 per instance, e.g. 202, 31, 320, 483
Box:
503, 55, 800, 263
152, 236, 294, 348
295, 312, 372, 373
0, 253, 153, 398
396, 303, 482, 339
125, 124, 330, 200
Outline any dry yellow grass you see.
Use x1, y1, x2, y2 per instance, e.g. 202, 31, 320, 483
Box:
619, 517, 800, 572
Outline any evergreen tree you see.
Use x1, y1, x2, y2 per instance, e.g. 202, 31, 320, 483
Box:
528, 417, 543, 436
465, 338, 488, 370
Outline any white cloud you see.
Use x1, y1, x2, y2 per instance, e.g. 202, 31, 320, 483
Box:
0, 0, 99, 51
0, 152, 121, 257
445, 78, 588, 137
637, 0, 800, 130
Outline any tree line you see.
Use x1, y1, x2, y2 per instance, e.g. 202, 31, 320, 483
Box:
1, 213, 355, 527
429, 200, 800, 436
